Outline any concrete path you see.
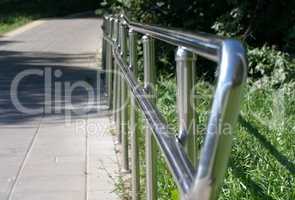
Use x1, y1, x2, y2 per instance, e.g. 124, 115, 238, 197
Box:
0, 16, 119, 200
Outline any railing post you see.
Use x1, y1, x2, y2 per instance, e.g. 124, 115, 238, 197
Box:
129, 29, 140, 200
113, 19, 122, 144
143, 35, 157, 200
110, 18, 116, 117
101, 16, 107, 72
106, 17, 113, 109
120, 21, 129, 172
175, 47, 196, 166
189, 40, 247, 200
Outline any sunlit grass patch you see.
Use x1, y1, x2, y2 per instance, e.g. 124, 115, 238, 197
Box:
116, 75, 295, 200
0, 15, 33, 34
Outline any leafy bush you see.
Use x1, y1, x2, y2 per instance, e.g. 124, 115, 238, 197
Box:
102, 0, 295, 51
101, 0, 295, 83
248, 46, 295, 88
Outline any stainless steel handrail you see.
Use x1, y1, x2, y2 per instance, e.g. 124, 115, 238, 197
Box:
102, 14, 247, 200
121, 15, 221, 62
105, 35, 195, 191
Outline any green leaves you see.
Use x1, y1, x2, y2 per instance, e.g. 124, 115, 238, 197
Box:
248, 45, 295, 88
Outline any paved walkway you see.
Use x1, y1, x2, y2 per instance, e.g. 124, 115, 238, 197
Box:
0, 16, 119, 200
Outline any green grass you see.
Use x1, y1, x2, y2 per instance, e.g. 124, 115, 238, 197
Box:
0, 1, 43, 35
116, 74, 295, 199
0, 0, 98, 35
223, 82, 295, 200
0, 15, 33, 34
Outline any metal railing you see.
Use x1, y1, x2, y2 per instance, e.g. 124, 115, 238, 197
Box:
102, 14, 247, 200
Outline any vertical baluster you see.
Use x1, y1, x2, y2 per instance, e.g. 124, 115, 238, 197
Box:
110, 18, 116, 117
143, 35, 157, 200
129, 29, 140, 200
175, 46, 196, 166
106, 17, 114, 109
120, 21, 129, 172
101, 16, 107, 73
113, 19, 122, 144
111, 17, 116, 117
190, 41, 246, 200
100, 16, 107, 107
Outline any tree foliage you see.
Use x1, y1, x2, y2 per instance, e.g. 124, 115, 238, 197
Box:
102, 0, 295, 52
101, 0, 295, 84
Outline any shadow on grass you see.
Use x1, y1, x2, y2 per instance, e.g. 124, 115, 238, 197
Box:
238, 115, 295, 175
229, 161, 275, 200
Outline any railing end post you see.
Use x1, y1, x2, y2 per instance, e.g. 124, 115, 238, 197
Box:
219, 39, 247, 87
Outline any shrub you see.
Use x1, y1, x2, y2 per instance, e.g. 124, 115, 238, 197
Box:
248, 46, 295, 88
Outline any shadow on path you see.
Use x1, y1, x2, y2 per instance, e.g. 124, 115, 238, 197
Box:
0, 50, 108, 126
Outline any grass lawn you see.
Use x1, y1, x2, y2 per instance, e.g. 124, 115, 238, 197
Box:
0, 0, 98, 35
0, 1, 46, 35
116, 75, 295, 200
0, 15, 33, 34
